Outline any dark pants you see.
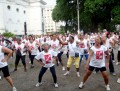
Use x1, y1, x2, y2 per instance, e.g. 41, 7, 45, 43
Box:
117, 51, 120, 62
57, 52, 63, 63
15, 55, 26, 65
29, 55, 36, 65
80, 54, 89, 63
109, 54, 115, 73
38, 66, 57, 83
111, 49, 114, 61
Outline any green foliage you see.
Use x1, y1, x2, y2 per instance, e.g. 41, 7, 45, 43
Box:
52, 0, 120, 32
2, 32, 15, 38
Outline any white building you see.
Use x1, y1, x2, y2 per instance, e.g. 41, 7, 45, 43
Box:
0, 0, 46, 35
43, 6, 64, 34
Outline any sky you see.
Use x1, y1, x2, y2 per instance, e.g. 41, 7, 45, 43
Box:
43, 0, 56, 5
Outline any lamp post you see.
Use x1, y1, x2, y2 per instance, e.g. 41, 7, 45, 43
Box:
77, 0, 80, 34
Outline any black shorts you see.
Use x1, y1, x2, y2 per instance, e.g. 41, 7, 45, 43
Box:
117, 51, 120, 61
89, 66, 106, 72
0, 66, 10, 77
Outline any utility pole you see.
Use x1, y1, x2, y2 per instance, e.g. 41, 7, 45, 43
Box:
77, 0, 80, 34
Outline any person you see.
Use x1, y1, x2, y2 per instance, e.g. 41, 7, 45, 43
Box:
76, 34, 90, 63
117, 36, 120, 83
35, 43, 58, 88
28, 37, 39, 68
79, 36, 110, 91
0, 45, 17, 91
14, 38, 27, 72
58, 36, 80, 77
102, 34, 116, 76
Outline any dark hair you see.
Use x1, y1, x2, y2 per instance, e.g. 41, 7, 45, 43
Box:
69, 36, 74, 40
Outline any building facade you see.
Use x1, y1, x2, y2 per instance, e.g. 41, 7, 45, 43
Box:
43, 6, 64, 34
0, 0, 46, 35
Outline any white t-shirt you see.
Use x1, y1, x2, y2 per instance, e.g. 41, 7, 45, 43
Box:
50, 39, 60, 53
0, 46, 7, 68
89, 45, 107, 68
35, 50, 57, 68
28, 42, 38, 55
15, 43, 26, 56
77, 39, 88, 55
68, 41, 79, 57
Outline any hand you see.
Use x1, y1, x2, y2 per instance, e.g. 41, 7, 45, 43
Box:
1, 58, 7, 62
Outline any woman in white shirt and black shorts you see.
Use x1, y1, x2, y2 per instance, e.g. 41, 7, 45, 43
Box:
0, 45, 17, 91
79, 36, 111, 91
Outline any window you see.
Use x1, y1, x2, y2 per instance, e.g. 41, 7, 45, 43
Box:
24, 10, 26, 14
16, 8, 19, 12
7, 5, 11, 10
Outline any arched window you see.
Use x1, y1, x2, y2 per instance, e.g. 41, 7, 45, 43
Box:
24, 10, 26, 14
7, 5, 11, 10
16, 8, 19, 12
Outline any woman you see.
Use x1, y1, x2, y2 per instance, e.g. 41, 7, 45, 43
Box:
117, 36, 120, 83
79, 36, 110, 91
0, 45, 17, 91
14, 38, 27, 72
28, 37, 39, 68
35, 43, 58, 88
58, 36, 80, 77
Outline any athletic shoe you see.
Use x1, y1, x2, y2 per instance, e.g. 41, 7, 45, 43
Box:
79, 82, 84, 89
116, 62, 120, 65
113, 60, 115, 63
29, 61, 31, 64
64, 71, 70, 76
62, 67, 65, 71
0, 76, 1, 80
13, 87, 17, 91
35, 82, 42, 87
54, 83, 59, 88
30, 65, 35, 68
117, 78, 120, 83
106, 85, 110, 91
77, 72, 80, 77
111, 72, 116, 76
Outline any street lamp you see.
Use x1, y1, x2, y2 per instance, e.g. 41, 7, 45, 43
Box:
77, 0, 80, 34
69, 0, 80, 34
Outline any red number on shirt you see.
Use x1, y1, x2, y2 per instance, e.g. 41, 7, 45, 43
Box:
51, 44, 56, 49
79, 43, 85, 48
44, 54, 52, 64
96, 51, 103, 60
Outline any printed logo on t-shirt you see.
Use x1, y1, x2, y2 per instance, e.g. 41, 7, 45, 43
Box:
30, 46, 34, 49
79, 43, 85, 48
44, 54, 52, 64
17, 46, 21, 50
96, 51, 103, 60
51, 44, 56, 49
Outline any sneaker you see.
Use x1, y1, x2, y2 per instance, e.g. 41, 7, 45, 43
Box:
113, 60, 115, 63
106, 85, 110, 91
111, 72, 116, 76
54, 83, 59, 88
62, 67, 65, 71
64, 71, 70, 76
79, 82, 84, 89
0, 76, 1, 80
30, 65, 34, 68
35, 82, 42, 87
77, 72, 80, 77
117, 78, 120, 83
116, 62, 120, 65
29, 61, 31, 64
13, 87, 17, 91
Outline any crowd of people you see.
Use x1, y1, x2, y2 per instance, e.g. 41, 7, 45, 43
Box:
0, 31, 120, 91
